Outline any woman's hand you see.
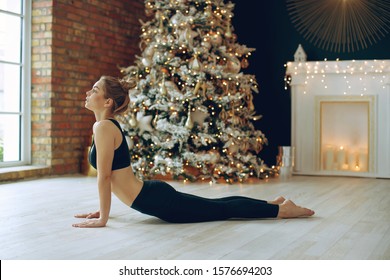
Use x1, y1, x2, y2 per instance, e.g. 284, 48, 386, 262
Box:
72, 218, 107, 228
74, 211, 100, 219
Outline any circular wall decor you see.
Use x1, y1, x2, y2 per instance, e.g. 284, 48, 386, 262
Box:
286, 0, 390, 53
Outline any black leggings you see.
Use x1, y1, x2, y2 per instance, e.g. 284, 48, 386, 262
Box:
131, 180, 279, 223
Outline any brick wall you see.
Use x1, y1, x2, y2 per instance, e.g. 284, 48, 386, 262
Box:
20, 0, 145, 180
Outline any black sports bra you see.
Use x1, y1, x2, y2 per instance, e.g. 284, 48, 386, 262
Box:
88, 119, 131, 170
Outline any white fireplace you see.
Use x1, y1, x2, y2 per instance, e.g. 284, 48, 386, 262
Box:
286, 59, 390, 178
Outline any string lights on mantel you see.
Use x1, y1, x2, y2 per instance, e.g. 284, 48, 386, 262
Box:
284, 59, 390, 95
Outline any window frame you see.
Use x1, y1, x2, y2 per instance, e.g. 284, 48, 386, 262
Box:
0, 0, 31, 167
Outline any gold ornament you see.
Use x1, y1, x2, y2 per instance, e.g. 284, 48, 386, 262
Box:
241, 141, 250, 153
159, 16, 164, 34
225, 24, 232, 38
227, 139, 239, 154
251, 137, 263, 154
225, 55, 241, 73
241, 58, 249, 68
246, 94, 255, 111
202, 82, 207, 96
204, 4, 212, 17
219, 109, 228, 120
193, 80, 202, 95
209, 32, 222, 46
231, 115, 241, 125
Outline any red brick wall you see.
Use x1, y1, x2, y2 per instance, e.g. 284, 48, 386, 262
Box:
30, 0, 145, 176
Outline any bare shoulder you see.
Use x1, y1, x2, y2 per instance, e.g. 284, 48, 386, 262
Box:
93, 120, 117, 137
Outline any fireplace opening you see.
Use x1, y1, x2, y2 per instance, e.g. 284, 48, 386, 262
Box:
320, 101, 369, 173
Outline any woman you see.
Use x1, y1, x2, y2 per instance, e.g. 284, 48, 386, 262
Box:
72, 76, 314, 228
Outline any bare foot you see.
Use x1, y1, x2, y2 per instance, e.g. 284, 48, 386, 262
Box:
268, 196, 286, 205
277, 200, 315, 218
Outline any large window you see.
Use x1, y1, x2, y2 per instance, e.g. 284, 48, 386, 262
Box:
0, 0, 30, 167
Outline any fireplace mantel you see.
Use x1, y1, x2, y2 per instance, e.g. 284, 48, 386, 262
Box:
286, 59, 390, 178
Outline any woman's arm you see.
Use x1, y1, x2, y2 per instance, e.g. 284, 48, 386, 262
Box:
73, 121, 115, 228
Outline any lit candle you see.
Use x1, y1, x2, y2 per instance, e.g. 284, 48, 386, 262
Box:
341, 163, 349, 171
337, 146, 347, 170
348, 151, 357, 171
324, 145, 335, 170
358, 149, 368, 172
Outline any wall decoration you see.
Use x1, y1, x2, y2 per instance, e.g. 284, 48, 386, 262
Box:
286, 0, 390, 53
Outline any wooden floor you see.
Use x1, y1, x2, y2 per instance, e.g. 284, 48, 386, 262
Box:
0, 175, 389, 260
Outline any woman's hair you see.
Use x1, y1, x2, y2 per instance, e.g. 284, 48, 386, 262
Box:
99, 76, 135, 115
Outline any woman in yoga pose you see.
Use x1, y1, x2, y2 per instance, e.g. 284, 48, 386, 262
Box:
72, 76, 314, 228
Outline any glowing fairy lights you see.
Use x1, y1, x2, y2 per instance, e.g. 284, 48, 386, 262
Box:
285, 59, 390, 95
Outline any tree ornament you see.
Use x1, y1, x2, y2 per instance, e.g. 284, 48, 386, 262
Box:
158, 16, 164, 34
241, 58, 249, 68
185, 107, 194, 130
143, 45, 155, 58
209, 32, 222, 46
142, 57, 152, 67
191, 107, 209, 126
160, 81, 167, 96
241, 141, 250, 153
251, 137, 263, 154
225, 55, 241, 73
202, 82, 208, 96
225, 23, 232, 38
246, 94, 255, 111
170, 10, 186, 26
201, 39, 211, 51
180, 27, 198, 48
160, 74, 168, 95
152, 113, 159, 127
129, 113, 137, 127
164, 51, 175, 60
225, 138, 239, 154
231, 115, 241, 125
219, 109, 228, 120
160, 67, 170, 76
193, 80, 202, 95
204, 4, 212, 17
189, 54, 202, 71
136, 111, 154, 134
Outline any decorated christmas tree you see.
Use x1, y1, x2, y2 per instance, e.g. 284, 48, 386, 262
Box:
119, 0, 273, 183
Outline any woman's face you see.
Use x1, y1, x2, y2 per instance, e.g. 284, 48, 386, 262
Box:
85, 79, 106, 111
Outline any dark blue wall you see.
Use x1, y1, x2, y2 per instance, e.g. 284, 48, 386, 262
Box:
232, 0, 390, 165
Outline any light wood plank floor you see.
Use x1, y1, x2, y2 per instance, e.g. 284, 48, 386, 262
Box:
0, 175, 389, 260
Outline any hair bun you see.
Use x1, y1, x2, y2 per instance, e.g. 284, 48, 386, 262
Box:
119, 78, 136, 92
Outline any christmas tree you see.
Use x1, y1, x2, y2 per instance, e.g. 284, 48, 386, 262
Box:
119, 0, 272, 183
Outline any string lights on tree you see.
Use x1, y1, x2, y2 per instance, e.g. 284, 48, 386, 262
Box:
120, 0, 276, 183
